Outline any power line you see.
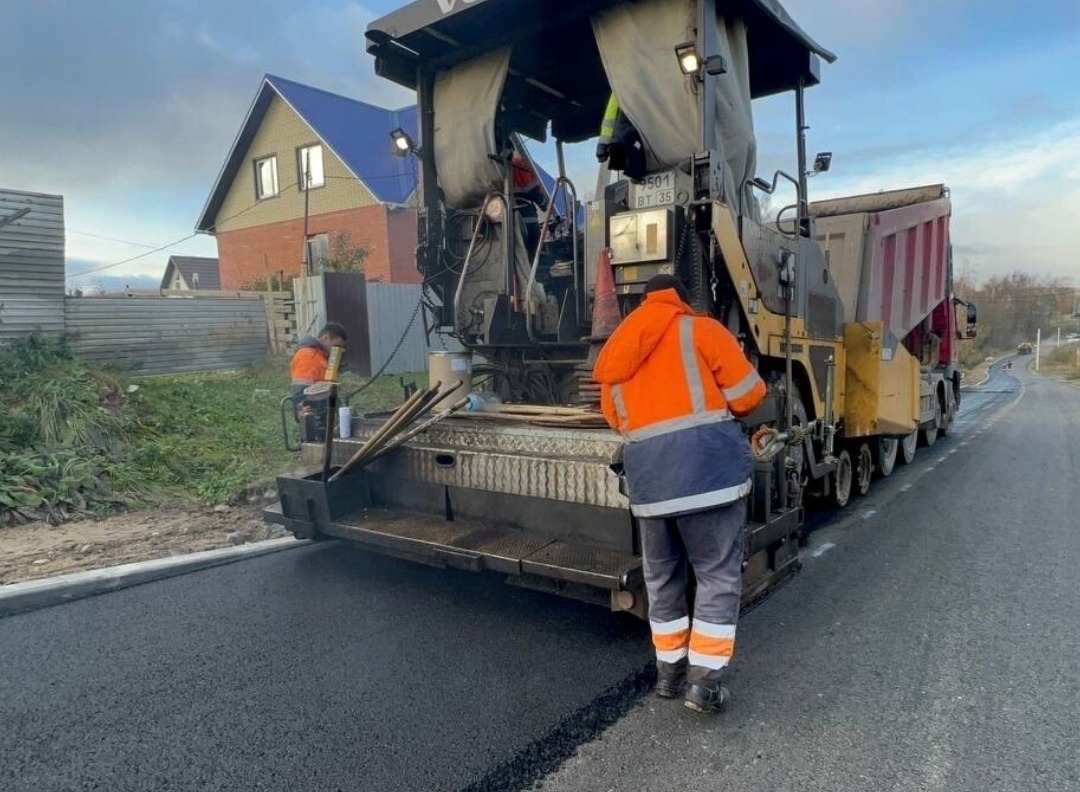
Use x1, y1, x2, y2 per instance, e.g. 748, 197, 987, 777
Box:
67, 229, 159, 249
67, 234, 201, 279
68, 168, 420, 280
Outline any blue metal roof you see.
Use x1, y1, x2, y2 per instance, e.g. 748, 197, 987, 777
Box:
266, 75, 418, 206
197, 74, 580, 233
197, 75, 417, 233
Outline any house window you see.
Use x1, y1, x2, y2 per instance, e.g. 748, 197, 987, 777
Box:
254, 155, 279, 199
298, 144, 325, 190
307, 234, 330, 271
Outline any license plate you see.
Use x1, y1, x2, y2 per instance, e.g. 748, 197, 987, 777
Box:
630, 171, 677, 209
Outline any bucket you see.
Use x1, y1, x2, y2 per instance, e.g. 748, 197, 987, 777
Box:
428, 351, 472, 405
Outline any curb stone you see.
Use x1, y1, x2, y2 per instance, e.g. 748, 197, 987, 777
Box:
0, 537, 308, 618
963, 354, 1013, 391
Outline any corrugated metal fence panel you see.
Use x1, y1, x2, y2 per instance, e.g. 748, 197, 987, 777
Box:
65, 296, 269, 376
0, 189, 65, 342
365, 283, 433, 375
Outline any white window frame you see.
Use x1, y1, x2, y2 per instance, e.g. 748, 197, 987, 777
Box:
298, 144, 325, 190
254, 155, 279, 200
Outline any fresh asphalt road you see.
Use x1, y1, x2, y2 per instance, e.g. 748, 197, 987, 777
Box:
3, 360, 1071, 792
542, 360, 1080, 792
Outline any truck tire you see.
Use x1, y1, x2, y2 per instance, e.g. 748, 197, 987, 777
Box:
920, 399, 941, 447
876, 437, 898, 478
832, 449, 853, 508
940, 396, 955, 438
899, 431, 918, 465
854, 442, 873, 496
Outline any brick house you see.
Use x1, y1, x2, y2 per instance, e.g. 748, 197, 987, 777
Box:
196, 75, 419, 289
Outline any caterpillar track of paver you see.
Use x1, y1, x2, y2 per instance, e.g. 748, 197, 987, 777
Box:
268, 0, 977, 616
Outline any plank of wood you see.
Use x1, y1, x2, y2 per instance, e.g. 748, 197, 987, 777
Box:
489, 404, 601, 417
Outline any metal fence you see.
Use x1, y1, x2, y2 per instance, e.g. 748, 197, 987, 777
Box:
0, 189, 65, 342
65, 295, 269, 376
293, 278, 451, 376
365, 283, 430, 374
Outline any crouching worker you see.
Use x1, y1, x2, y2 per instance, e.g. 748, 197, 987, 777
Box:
290, 322, 347, 439
594, 275, 766, 714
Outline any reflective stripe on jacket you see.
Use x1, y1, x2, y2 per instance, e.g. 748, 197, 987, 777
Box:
598, 95, 620, 145
594, 289, 767, 518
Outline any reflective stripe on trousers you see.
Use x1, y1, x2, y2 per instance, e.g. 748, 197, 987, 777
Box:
641, 499, 745, 685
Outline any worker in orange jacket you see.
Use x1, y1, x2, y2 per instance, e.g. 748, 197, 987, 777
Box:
595, 275, 766, 714
290, 322, 348, 406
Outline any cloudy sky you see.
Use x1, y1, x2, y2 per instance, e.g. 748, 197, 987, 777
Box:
3, 0, 1078, 288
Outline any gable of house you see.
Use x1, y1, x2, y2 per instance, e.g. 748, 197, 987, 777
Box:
161, 256, 221, 290
197, 77, 418, 237
211, 96, 378, 236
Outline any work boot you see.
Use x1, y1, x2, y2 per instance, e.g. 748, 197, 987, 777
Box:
654, 658, 687, 699
684, 670, 730, 714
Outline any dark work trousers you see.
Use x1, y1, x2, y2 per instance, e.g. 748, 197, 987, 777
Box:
639, 498, 746, 686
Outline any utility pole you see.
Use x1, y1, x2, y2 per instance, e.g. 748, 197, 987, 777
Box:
1057, 327, 1061, 347
1036, 328, 1041, 372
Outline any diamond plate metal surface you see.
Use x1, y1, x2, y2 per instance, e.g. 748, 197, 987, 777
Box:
328, 420, 628, 509
348, 417, 622, 460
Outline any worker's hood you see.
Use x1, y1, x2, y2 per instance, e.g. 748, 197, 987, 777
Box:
593, 289, 692, 385
297, 335, 324, 351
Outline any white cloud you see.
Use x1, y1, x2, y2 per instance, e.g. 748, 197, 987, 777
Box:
813, 118, 1080, 282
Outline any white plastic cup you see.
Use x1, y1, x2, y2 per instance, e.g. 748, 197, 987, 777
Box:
338, 406, 352, 439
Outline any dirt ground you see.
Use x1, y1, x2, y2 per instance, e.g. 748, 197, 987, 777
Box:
963, 359, 994, 389
0, 500, 289, 586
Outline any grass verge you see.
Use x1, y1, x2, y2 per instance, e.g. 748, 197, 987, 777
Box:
0, 334, 419, 526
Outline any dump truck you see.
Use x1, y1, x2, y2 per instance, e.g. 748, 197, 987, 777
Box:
268, 0, 976, 617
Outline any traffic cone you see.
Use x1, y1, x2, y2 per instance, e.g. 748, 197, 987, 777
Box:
575, 248, 622, 407
591, 247, 621, 340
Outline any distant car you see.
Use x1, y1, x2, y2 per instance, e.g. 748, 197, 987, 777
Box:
1018, 343, 1034, 355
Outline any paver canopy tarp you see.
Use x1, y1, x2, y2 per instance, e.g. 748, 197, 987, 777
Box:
591, 0, 758, 214
433, 47, 511, 210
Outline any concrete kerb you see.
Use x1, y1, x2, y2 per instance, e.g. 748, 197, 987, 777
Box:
0, 537, 309, 618
963, 353, 1014, 391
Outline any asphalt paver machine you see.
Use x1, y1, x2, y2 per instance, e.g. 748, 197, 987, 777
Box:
272, 0, 852, 615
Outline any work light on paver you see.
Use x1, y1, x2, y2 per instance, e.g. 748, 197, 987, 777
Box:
813, 152, 833, 173
390, 128, 414, 157
675, 41, 701, 75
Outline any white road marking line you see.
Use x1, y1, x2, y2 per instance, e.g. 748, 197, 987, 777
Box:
811, 542, 837, 558
863, 509, 877, 520
900, 484, 913, 492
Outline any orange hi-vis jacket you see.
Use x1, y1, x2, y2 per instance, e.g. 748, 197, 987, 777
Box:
594, 289, 767, 518
290, 336, 328, 399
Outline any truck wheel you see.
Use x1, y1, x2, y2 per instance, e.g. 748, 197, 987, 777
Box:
921, 400, 941, 447
899, 431, 918, 465
940, 397, 955, 438
832, 449, 853, 508
854, 443, 873, 496
876, 437, 898, 478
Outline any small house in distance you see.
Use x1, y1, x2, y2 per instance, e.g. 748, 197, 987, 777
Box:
159, 255, 221, 291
